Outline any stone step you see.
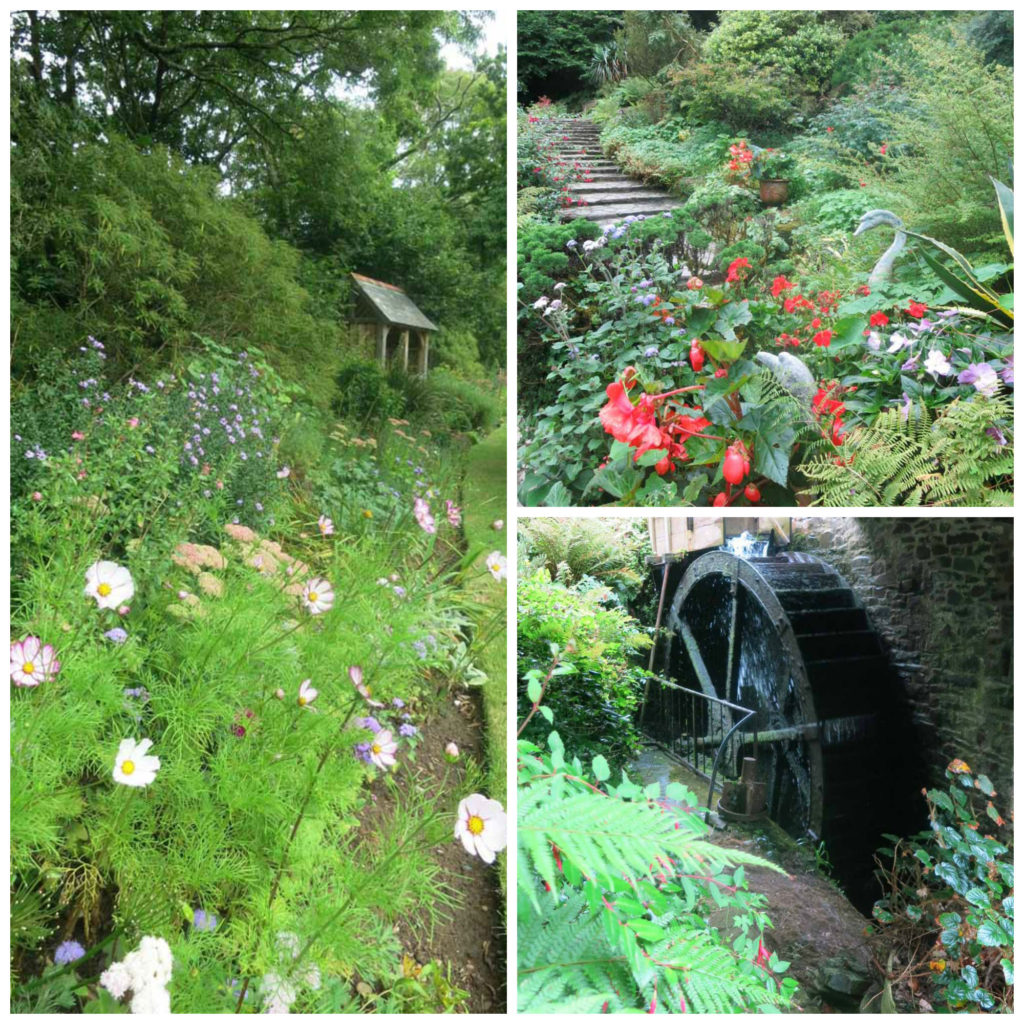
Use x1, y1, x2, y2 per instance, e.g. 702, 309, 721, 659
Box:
570, 180, 656, 193
561, 197, 683, 222
568, 188, 673, 205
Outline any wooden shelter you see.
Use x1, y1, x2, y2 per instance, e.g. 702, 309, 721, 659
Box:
349, 273, 438, 375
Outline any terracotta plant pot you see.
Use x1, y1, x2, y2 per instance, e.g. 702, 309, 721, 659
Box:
759, 178, 790, 204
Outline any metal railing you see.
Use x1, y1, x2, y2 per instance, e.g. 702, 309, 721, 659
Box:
638, 675, 757, 811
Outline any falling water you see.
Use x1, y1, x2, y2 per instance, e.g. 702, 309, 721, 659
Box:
722, 531, 770, 559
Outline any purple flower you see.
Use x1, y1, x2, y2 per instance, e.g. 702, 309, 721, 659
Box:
193, 908, 218, 932
354, 742, 373, 764
900, 355, 918, 372
999, 357, 1013, 385
986, 426, 1008, 446
663, 317, 675, 326
399, 723, 417, 737
104, 628, 128, 644
899, 392, 912, 422
55, 940, 86, 965
958, 362, 999, 397
392, 698, 405, 709
356, 716, 382, 733
643, 346, 660, 358
393, 586, 406, 598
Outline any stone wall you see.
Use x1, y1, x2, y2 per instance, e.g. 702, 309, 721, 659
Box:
790, 517, 1014, 806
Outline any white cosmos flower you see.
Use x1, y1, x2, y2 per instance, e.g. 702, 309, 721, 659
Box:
485, 551, 507, 581
317, 514, 334, 537
10, 637, 60, 687
349, 665, 383, 707
301, 578, 334, 615
455, 794, 507, 864
368, 729, 398, 770
113, 737, 160, 787
297, 679, 318, 708
85, 560, 135, 610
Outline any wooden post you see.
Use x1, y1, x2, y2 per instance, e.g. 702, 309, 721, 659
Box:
400, 330, 409, 372
420, 331, 430, 375
375, 323, 387, 367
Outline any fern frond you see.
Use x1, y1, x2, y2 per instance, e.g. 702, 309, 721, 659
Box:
802, 397, 1013, 506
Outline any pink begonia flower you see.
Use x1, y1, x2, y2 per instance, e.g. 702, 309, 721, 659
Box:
71, 431, 85, 441
455, 794, 507, 864
10, 637, 60, 687
368, 729, 398, 770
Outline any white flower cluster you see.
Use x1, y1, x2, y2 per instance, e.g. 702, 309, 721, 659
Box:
259, 932, 321, 1014
99, 936, 173, 1014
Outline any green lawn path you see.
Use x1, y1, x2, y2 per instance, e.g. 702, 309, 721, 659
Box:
461, 423, 507, 887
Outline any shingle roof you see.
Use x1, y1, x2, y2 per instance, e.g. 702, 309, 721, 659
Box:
350, 273, 438, 331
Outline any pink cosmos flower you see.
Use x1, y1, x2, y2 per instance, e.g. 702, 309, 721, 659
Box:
317, 515, 334, 537
127, 418, 139, 429
445, 500, 462, 528
71, 431, 85, 441
349, 665, 384, 707
368, 729, 398, 770
297, 679, 318, 708
455, 794, 508, 864
10, 637, 60, 687
301, 578, 334, 615
413, 497, 436, 534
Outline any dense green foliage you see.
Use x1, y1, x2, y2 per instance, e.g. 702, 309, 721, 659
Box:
517, 572, 650, 770
11, 12, 508, 1013
517, 681, 798, 1013
871, 761, 1013, 1012
516, 11, 622, 101
517, 10, 1014, 507
12, 10, 506, 387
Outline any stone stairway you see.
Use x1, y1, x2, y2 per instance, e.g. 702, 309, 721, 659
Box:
543, 117, 684, 231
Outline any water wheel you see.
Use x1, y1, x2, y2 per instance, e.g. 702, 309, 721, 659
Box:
661, 550, 912, 895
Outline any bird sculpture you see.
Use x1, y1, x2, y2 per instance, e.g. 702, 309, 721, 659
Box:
754, 351, 817, 412
853, 209, 906, 288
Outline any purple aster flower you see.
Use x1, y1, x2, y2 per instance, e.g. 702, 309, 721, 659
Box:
663, 317, 675, 326
643, 346, 660, 358
354, 742, 373, 764
55, 940, 86, 965
104, 628, 128, 644
392, 698, 405, 709
193, 908, 218, 932
356, 716, 382, 733
393, 586, 406, 598
399, 723, 417, 737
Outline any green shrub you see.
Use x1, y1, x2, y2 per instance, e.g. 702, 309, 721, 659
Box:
667, 62, 802, 133
519, 518, 650, 605
11, 85, 343, 403
703, 11, 848, 93
331, 360, 403, 428
871, 760, 1013, 1012
830, 14, 930, 89
418, 370, 500, 436
517, 571, 651, 770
